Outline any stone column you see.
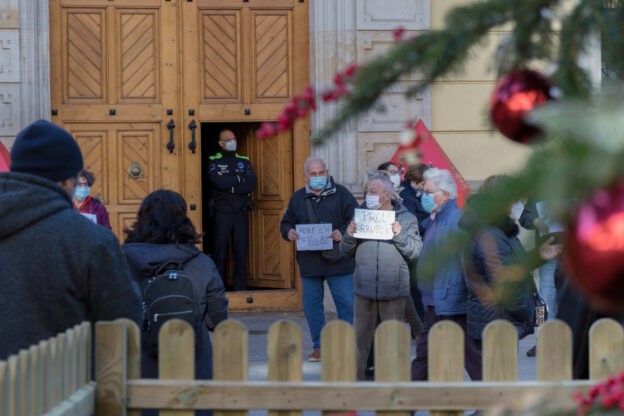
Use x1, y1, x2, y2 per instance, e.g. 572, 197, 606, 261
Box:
0, 0, 21, 149
309, 0, 358, 188
19, 0, 50, 126
0, 0, 50, 151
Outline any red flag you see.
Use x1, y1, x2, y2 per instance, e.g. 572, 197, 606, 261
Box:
0, 141, 10, 172
391, 119, 471, 208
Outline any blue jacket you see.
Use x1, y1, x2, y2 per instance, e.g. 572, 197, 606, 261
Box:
399, 180, 430, 235
417, 199, 467, 316
463, 220, 535, 340
280, 177, 358, 277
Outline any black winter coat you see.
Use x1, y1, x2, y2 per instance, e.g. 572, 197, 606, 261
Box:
280, 177, 358, 277
122, 243, 228, 416
0, 172, 141, 360
398, 180, 430, 235
463, 219, 535, 340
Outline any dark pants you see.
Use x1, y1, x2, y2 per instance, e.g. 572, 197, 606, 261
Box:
354, 295, 406, 380
212, 210, 248, 291
411, 306, 482, 381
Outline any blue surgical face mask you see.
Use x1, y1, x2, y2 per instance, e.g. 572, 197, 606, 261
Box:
74, 186, 90, 201
421, 192, 438, 213
309, 176, 327, 191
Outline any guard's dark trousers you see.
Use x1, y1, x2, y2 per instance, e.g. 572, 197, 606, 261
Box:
212, 210, 248, 291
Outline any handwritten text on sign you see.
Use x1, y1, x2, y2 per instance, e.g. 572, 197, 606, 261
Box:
353, 208, 395, 240
295, 223, 333, 251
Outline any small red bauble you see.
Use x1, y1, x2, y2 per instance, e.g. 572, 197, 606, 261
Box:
564, 181, 624, 313
490, 70, 553, 144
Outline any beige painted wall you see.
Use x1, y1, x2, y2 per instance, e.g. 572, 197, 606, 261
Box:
430, 0, 531, 182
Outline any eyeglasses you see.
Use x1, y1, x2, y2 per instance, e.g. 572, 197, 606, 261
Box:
422, 190, 440, 195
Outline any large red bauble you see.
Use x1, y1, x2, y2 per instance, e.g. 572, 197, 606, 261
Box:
490, 70, 553, 144
564, 181, 624, 313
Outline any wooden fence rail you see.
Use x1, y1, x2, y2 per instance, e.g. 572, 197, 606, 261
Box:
2, 318, 623, 415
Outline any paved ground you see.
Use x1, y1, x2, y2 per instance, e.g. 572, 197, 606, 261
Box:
228, 311, 539, 416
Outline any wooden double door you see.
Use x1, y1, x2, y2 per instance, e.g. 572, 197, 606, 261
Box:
49, 0, 309, 310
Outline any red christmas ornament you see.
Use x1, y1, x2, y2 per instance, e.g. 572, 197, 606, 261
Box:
564, 181, 624, 313
490, 70, 553, 144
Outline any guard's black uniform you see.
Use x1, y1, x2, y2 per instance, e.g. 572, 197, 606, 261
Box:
207, 150, 256, 290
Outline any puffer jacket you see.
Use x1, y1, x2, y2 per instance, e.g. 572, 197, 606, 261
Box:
340, 200, 422, 300
417, 199, 468, 315
463, 219, 535, 340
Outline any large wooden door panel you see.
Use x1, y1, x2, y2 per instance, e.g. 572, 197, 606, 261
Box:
117, 9, 160, 102
251, 10, 292, 101
62, 8, 106, 102
247, 128, 293, 288
51, 0, 181, 241
200, 10, 242, 103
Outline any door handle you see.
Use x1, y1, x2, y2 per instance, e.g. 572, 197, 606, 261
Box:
166, 119, 175, 153
188, 119, 197, 154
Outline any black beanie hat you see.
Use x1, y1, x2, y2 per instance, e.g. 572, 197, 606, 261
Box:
10, 120, 84, 182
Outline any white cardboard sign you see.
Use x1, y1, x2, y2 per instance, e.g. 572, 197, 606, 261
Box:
353, 208, 395, 240
295, 223, 333, 251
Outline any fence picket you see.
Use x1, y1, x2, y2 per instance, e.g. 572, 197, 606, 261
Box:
321, 320, 356, 382
159, 319, 195, 416
8, 355, 20, 416
39, 340, 50, 414
115, 319, 141, 416
73, 325, 85, 391
321, 321, 355, 416
46, 337, 58, 410
81, 322, 91, 384
589, 318, 624, 380
537, 320, 572, 381
375, 320, 411, 416
429, 320, 464, 416
268, 320, 302, 416
19, 349, 31, 416
57, 333, 67, 402
95, 321, 127, 416
1, 361, 9, 416
483, 320, 518, 381
214, 320, 249, 416
66, 328, 76, 396
29, 345, 43, 416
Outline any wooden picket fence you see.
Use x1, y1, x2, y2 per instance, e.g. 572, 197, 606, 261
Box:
0, 322, 93, 416
2, 318, 624, 416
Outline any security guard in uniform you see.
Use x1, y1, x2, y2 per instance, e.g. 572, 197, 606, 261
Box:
208, 129, 257, 291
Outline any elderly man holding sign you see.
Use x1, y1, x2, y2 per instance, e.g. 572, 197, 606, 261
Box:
280, 156, 358, 362
340, 173, 423, 380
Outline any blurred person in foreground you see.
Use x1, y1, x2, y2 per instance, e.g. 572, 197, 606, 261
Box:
0, 120, 140, 360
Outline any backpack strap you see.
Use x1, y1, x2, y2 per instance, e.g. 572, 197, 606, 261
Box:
179, 251, 200, 270
153, 251, 200, 276
304, 197, 319, 223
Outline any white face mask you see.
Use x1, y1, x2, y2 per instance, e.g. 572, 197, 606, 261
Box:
224, 139, 237, 152
366, 194, 382, 210
510, 200, 524, 221
390, 174, 401, 190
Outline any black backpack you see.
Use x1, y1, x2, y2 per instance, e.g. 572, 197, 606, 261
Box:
141, 252, 202, 357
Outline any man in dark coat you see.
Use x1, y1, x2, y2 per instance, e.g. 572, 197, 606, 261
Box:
0, 120, 141, 360
280, 156, 358, 362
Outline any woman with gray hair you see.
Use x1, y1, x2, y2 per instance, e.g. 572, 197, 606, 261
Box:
411, 167, 483, 381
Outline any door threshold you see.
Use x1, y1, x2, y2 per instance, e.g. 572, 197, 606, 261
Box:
226, 289, 301, 312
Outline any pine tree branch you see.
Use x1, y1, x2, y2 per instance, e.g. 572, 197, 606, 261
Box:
311, 0, 561, 144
